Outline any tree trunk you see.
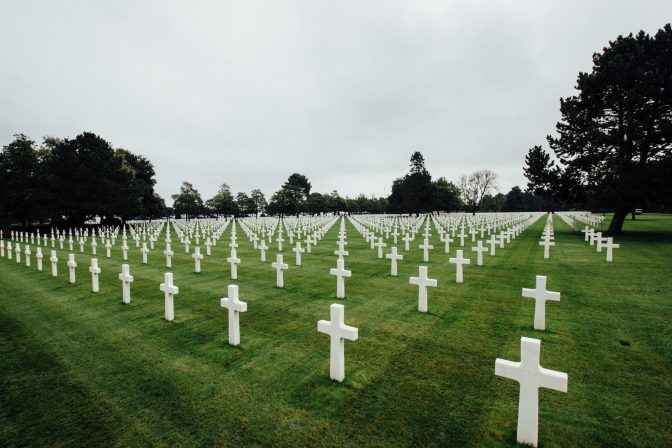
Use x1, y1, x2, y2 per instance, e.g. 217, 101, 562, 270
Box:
607, 209, 628, 235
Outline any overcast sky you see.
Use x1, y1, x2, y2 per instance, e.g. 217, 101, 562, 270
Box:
1, 1, 669, 204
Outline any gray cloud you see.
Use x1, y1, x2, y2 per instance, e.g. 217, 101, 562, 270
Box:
1, 0, 669, 203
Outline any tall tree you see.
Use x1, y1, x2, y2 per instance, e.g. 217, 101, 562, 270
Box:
205, 183, 238, 216
388, 151, 434, 213
433, 177, 462, 211
0, 134, 41, 226
172, 181, 204, 218
281, 173, 311, 214
250, 189, 267, 217
526, 25, 672, 234
458, 169, 498, 211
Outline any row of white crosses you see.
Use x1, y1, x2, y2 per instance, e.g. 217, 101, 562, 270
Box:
495, 274, 567, 447
558, 212, 620, 261
540, 213, 555, 259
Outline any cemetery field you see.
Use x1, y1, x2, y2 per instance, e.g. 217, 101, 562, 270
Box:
1, 215, 671, 447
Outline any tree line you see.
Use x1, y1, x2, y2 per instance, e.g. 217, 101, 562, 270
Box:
170, 152, 549, 218
0, 132, 165, 227
524, 24, 672, 234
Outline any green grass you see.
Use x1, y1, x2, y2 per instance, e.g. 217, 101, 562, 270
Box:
1, 214, 671, 447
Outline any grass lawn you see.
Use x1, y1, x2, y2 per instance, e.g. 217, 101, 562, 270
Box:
1, 214, 670, 447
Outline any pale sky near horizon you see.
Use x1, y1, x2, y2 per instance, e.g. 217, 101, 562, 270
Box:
1, 1, 670, 204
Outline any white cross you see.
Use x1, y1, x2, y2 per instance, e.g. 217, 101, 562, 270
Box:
317, 304, 358, 382
227, 249, 241, 279
375, 237, 387, 259
402, 233, 413, 251
471, 240, 488, 266
89, 258, 101, 292
160, 272, 179, 321
581, 226, 591, 241
418, 238, 434, 262
409, 266, 437, 313
259, 240, 268, 262
164, 243, 174, 268
91, 239, 97, 255
24, 245, 31, 267
469, 227, 477, 242
486, 235, 498, 256
330, 258, 352, 299
334, 241, 349, 259
15, 243, 21, 263
440, 233, 453, 253
105, 240, 112, 258
49, 250, 58, 277
271, 254, 288, 288
458, 229, 467, 246
495, 337, 568, 447
220, 284, 247, 346
66, 253, 77, 284
595, 232, 606, 252
385, 246, 403, 276
522, 275, 560, 330
605, 237, 619, 262
205, 238, 212, 255
118, 264, 134, 304
184, 239, 190, 254
276, 234, 284, 251
121, 241, 129, 261
449, 249, 471, 283
292, 242, 305, 266
192, 246, 204, 273
141, 242, 149, 264
539, 235, 555, 259
36, 247, 43, 271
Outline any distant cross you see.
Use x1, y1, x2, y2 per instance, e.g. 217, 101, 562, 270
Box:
330, 258, 352, 299
49, 250, 58, 277
271, 254, 289, 288
119, 263, 134, 304
375, 237, 387, 259
317, 304, 358, 382
24, 245, 31, 267
440, 233, 453, 253
259, 239, 268, 261
205, 238, 213, 255
409, 266, 437, 313
66, 253, 77, 284
121, 241, 129, 261
385, 246, 403, 276
164, 243, 174, 268
292, 242, 305, 266
522, 275, 560, 330
539, 235, 555, 259
141, 242, 149, 264
227, 249, 241, 279
449, 249, 471, 283
419, 238, 433, 262
89, 258, 101, 292
458, 229, 467, 246
192, 246, 204, 273
604, 237, 619, 262
471, 240, 488, 266
36, 247, 43, 271
160, 273, 179, 321
486, 235, 498, 256
220, 285, 247, 346
495, 337, 568, 447
402, 233, 413, 251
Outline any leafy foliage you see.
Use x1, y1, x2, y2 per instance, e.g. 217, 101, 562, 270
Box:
525, 24, 672, 233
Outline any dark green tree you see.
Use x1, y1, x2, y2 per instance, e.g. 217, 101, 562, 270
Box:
250, 189, 267, 217
433, 177, 462, 211
526, 24, 672, 234
205, 183, 238, 216
0, 134, 41, 226
172, 181, 204, 218
388, 151, 434, 213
